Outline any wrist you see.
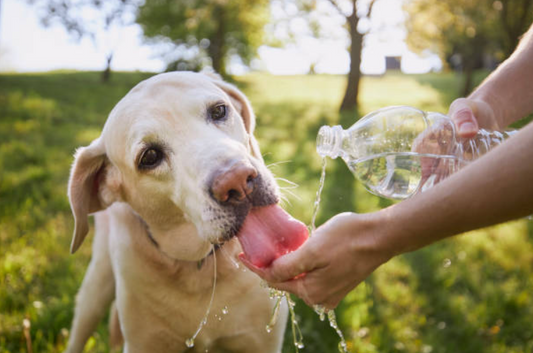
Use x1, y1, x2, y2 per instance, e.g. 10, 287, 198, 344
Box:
351, 210, 398, 262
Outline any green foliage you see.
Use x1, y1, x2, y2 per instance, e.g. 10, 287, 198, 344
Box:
137, 0, 270, 75
26, 0, 140, 39
404, 0, 533, 65
0, 71, 532, 353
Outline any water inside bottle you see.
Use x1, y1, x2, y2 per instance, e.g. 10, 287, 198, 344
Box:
348, 152, 460, 200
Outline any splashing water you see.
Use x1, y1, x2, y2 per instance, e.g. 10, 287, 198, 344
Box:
266, 288, 305, 352
328, 310, 348, 353
185, 245, 218, 349
286, 292, 305, 350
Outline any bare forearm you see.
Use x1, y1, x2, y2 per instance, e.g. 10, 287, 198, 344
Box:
380, 121, 533, 255
470, 24, 533, 127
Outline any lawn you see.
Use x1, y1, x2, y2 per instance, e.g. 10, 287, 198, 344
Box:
1, 71, 532, 353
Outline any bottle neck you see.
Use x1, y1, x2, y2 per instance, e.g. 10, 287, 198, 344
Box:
316, 125, 344, 159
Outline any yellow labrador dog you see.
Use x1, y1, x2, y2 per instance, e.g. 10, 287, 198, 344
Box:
64, 72, 308, 353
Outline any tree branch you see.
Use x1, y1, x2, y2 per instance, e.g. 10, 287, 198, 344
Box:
367, 0, 378, 18
325, 0, 345, 17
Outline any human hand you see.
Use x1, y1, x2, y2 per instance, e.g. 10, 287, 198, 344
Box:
239, 212, 393, 309
448, 98, 500, 138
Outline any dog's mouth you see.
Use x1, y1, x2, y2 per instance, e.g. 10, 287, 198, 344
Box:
211, 173, 308, 267
236, 204, 308, 268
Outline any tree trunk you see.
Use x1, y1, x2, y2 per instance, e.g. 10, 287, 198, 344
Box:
339, 14, 363, 112
501, 0, 533, 57
208, 5, 226, 77
461, 59, 474, 97
101, 53, 113, 83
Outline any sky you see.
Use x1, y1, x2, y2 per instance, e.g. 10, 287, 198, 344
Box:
0, 0, 441, 75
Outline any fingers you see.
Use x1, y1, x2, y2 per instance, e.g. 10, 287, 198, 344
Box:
239, 241, 321, 283
449, 98, 479, 138
267, 242, 322, 282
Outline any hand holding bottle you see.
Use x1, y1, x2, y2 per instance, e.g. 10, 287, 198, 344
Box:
241, 23, 533, 310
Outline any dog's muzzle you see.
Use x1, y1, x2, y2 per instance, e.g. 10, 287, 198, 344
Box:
207, 160, 278, 241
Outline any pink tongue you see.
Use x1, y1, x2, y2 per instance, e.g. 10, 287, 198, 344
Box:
237, 205, 309, 268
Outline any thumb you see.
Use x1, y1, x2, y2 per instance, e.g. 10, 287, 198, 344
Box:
449, 98, 479, 138
265, 241, 322, 283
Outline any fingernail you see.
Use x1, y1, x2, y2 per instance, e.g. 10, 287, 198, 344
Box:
459, 122, 476, 135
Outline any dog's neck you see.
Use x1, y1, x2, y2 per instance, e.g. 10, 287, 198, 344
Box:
132, 209, 220, 268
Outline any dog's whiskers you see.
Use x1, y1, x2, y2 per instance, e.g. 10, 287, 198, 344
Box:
266, 160, 292, 170
278, 193, 292, 208
276, 177, 299, 189
279, 187, 301, 202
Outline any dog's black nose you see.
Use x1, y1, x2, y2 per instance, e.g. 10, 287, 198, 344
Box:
210, 161, 258, 204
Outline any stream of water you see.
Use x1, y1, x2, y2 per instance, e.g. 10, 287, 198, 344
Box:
266, 157, 349, 353
185, 246, 217, 349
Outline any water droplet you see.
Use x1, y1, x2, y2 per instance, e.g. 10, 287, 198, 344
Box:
338, 342, 348, 351
292, 319, 298, 325
265, 325, 272, 333
222, 306, 228, 315
295, 341, 305, 349
327, 310, 348, 353
313, 304, 327, 321
185, 338, 195, 348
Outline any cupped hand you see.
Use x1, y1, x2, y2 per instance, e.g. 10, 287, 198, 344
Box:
239, 212, 393, 309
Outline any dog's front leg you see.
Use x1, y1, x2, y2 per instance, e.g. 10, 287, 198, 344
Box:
65, 213, 116, 353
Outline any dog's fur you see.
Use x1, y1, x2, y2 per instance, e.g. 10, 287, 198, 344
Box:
65, 72, 288, 353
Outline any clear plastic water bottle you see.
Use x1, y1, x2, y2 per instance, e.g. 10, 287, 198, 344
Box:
317, 106, 516, 200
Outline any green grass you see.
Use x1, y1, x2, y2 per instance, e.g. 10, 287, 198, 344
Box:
1, 71, 532, 353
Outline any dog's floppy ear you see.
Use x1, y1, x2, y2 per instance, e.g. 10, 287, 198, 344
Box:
68, 137, 114, 254
205, 72, 263, 161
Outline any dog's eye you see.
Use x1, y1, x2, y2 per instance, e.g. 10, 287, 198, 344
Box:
209, 104, 227, 122
139, 148, 163, 169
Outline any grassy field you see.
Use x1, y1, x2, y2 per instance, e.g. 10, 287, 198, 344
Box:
1, 71, 532, 353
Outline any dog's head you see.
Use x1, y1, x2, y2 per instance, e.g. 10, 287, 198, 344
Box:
68, 72, 279, 261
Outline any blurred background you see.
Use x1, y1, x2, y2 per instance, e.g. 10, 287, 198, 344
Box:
1, 0, 533, 352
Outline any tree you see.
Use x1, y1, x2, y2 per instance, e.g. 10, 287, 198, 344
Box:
27, 0, 140, 82
270, 0, 379, 112
404, 0, 533, 96
136, 0, 269, 77
326, 0, 378, 112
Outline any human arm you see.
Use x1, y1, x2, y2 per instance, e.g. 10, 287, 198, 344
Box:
242, 24, 533, 309
450, 23, 533, 137
243, 120, 533, 309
